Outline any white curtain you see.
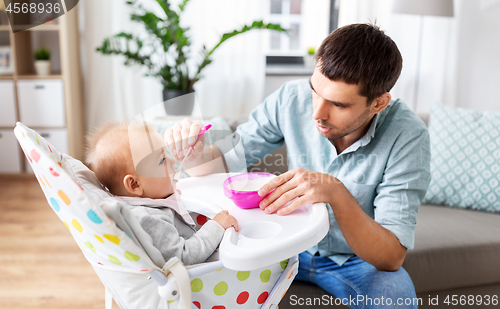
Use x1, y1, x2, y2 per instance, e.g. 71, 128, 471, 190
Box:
79, 0, 162, 131
79, 0, 267, 131
184, 0, 267, 117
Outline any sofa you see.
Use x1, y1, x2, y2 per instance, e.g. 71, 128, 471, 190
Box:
227, 113, 500, 309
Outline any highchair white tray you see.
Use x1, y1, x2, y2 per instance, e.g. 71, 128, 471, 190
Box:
177, 173, 330, 271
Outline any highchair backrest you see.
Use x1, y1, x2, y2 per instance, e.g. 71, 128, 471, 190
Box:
14, 122, 164, 274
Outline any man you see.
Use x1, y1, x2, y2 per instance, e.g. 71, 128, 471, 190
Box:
165, 23, 430, 308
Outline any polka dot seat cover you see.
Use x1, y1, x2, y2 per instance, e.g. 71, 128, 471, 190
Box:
14, 122, 157, 273
14, 123, 299, 309
185, 260, 293, 309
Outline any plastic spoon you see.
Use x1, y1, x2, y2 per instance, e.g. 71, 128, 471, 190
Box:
175, 124, 212, 174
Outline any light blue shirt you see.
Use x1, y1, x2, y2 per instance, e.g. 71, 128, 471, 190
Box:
216, 79, 431, 266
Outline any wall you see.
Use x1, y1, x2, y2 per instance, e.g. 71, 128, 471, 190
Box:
455, 0, 500, 112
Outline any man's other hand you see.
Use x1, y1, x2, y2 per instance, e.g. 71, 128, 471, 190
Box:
257, 168, 339, 215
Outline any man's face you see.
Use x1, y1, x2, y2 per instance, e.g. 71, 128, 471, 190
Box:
310, 67, 373, 141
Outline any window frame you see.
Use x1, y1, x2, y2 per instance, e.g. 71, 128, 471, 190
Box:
265, 0, 339, 62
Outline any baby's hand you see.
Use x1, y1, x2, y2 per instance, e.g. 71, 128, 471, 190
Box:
213, 210, 239, 232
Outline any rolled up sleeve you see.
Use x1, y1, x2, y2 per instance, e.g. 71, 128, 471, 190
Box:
374, 128, 431, 250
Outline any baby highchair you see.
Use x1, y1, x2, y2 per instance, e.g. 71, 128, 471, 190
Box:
14, 122, 329, 309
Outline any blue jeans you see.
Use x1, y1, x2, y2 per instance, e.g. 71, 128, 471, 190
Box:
294, 252, 418, 309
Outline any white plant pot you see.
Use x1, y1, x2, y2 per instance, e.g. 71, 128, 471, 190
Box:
34, 60, 51, 76
304, 54, 316, 70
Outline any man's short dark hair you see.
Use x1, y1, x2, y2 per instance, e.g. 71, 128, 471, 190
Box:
316, 23, 403, 104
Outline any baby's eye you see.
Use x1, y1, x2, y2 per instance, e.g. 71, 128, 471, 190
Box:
159, 157, 166, 165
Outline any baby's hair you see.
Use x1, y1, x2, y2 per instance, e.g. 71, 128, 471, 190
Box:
85, 122, 132, 193
85, 121, 162, 194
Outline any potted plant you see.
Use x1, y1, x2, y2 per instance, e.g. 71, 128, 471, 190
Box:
304, 47, 316, 70
34, 47, 51, 76
96, 0, 286, 115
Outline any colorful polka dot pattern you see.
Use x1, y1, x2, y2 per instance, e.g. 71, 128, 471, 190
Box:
85, 241, 96, 253
43, 175, 51, 188
196, 214, 208, 226
190, 213, 210, 231
58, 190, 71, 205
125, 251, 140, 262
72, 219, 83, 233
50, 198, 60, 212
213, 281, 228, 296
49, 167, 59, 177
109, 255, 122, 265
237, 291, 249, 304
260, 269, 271, 283
14, 123, 155, 274
237, 271, 250, 281
257, 291, 269, 304
30, 149, 41, 162
87, 210, 102, 224
189, 259, 292, 308
191, 278, 203, 292
103, 234, 120, 245
280, 259, 289, 270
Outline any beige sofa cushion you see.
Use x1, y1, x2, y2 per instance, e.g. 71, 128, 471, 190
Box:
404, 204, 500, 293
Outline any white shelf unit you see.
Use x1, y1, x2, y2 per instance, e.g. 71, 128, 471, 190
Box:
0, 6, 83, 174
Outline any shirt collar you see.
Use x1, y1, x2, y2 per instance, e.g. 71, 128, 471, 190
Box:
363, 112, 379, 143
341, 113, 379, 154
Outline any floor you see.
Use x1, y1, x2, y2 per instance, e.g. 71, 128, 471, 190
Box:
0, 176, 119, 309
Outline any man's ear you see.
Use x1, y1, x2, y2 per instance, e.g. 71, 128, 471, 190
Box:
371, 92, 391, 114
123, 174, 143, 197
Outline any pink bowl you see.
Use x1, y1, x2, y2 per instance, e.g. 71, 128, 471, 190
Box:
223, 173, 276, 209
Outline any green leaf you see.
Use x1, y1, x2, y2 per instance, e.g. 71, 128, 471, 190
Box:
179, 0, 189, 11
208, 21, 286, 57
191, 21, 285, 84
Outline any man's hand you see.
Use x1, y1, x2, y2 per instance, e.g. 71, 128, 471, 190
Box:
164, 118, 205, 163
257, 168, 340, 215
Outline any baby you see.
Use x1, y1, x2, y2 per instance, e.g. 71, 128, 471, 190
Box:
85, 122, 238, 265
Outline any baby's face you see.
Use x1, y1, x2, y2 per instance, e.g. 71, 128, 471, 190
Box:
129, 127, 177, 199
136, 149, 176, 199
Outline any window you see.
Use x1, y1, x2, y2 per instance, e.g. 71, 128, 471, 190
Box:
265, 0, 338, 58
268, 0, 303, 54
